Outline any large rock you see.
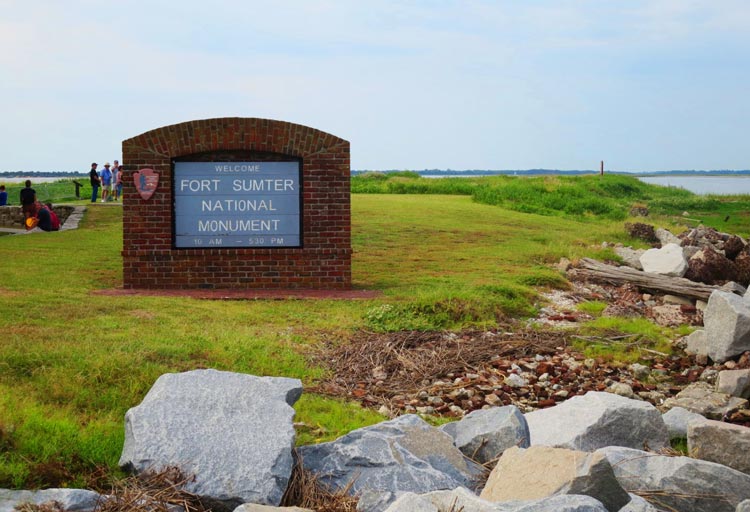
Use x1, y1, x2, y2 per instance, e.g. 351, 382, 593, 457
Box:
738, 499, 750, 512
119, 370, 302, 510
479, 446, 630, 511
718, 369, 750, 398
619, 494, 658, 512
639, 243, 687, 277
685, 329, 708, 357
0, 489, 102, 512
233, 506, 313, 512
655, 228, 681, 246
440, 405, 530, 464
725, 235, 747, 261
661, 406, 707, 439
597, 446, 750, 512
685, 246, 738, 284
688, 419, 750, 475
383, 488, 608, 512
298, 414, 483, 512
737, 248, 750, 287
703, 291, 750, 362
663, 382, 748, 419
525, 392, 668, 451
614, 247, 645, 270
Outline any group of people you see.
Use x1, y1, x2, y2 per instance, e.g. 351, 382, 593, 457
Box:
89, 160, 123, 203
19, 180, 60, 231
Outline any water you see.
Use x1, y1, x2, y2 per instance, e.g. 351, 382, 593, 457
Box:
637, 176, 750, 195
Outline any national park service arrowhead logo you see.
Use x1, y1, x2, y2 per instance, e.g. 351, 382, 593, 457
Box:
134, 168, 159, 200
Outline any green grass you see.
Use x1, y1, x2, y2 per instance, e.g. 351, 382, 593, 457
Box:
0, 179, 84, 205
1, 176, 749, 487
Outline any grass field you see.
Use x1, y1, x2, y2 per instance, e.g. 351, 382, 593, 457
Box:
1, 174, 748, 488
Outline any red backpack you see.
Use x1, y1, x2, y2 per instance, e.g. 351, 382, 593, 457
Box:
49, 208, 60, 230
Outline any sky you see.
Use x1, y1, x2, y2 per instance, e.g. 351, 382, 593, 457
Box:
1, 1, 749, 172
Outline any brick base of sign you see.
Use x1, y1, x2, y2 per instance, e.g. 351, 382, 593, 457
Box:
121, 118, 351, 290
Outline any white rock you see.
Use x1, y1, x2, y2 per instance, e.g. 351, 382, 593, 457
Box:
639, 243, 687, 277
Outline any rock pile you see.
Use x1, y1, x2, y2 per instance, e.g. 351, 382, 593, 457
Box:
4, 371, 750, 512
618, 225, 750, 288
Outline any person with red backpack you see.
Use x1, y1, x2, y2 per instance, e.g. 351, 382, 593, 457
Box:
37, 202, 60, 232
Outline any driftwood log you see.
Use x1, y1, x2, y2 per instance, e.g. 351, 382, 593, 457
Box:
574, 258, 739, 301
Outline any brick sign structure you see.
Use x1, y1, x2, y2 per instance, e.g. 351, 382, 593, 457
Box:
121, 118, 351, 289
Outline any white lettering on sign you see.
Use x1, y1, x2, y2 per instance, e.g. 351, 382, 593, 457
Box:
180, 179, 221, 192
201, 199, 277, 212
232, 179, 295, 192
197, 219, 281, 232
214, 164, 261, 173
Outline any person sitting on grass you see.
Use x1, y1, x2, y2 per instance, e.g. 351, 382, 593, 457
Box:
35, 202, 60, 232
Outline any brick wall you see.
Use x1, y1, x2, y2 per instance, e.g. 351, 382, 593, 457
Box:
121, 118, 351, 289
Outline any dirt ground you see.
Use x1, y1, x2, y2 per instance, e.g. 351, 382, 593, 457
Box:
307, 279, 750, 427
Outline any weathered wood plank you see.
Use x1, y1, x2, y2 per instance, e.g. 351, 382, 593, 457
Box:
574, 258, 727, 300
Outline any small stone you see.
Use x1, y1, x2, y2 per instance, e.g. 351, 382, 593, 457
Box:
629, 363, 651, 381
608, 382, 635, 399
700, 368, 719, 384
485, 393, 503, 406
378, 405, 390, 417
505, 374, 528, 388
554, 390, 569, 399
416, 406, 435, 415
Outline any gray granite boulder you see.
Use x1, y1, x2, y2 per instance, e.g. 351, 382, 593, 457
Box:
383, 488, 608, 512
655, 228, 681, 247
685, 329, 708, 356
639, 243, 687, 277
661, 406, 707, 439
233, 506, 313, 512
662, 382, 748, 420
703, 290, 750, 362
480, 446, 630, 511
525, 391, 669, 451
738, 499, 750, 512
119, 369, 302, 510
618, 493, 658, 512
718, 369, 750, 398
614, 247, 645, 270
440, 405, 530, 464
688, 419, 750, 474
597, 446, 750, 512
298, 414, 483, 512
0, 489, 102, 512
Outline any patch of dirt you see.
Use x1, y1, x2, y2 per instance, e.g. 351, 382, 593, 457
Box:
308, 262, 750, 426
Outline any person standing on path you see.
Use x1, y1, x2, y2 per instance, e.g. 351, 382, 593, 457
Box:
19, 180, 36, 219
89, 162, 100, 202
0, 185, 7, 206
100, 163, 113, 202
